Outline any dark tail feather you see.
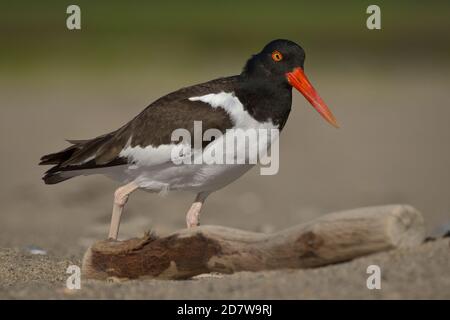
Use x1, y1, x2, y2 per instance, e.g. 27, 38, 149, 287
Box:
39, 131, 125, 185
40, 144, 82, 184
42, 171, 73, 185
41, 161, 74, 185
39, 145, 78, 165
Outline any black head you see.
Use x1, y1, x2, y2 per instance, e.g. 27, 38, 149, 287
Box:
241, 39, 338, 128
242, 39, 306, 80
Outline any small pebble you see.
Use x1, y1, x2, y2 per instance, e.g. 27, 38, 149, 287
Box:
25, 246, 47, 255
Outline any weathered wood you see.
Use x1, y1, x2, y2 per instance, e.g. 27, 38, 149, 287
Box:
82, 204, 425, 280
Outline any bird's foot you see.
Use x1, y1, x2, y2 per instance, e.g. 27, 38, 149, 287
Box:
186, 212, 200, 228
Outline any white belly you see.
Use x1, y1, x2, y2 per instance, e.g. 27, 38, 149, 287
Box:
106, 162, 254, 193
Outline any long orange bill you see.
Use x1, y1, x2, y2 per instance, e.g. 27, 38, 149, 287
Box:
286, 67, 339, 128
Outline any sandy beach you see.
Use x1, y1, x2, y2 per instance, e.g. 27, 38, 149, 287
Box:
1, 237, 448, 299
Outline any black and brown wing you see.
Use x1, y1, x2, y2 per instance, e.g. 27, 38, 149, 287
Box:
39, 76, 238, 184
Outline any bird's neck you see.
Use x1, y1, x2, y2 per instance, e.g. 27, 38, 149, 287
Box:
234, 75, 292, 129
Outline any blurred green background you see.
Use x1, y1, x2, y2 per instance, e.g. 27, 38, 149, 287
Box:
0, 1, 449, 251
2, 1, 450, 72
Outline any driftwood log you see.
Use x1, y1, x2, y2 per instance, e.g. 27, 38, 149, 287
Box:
82, 204, 425, 280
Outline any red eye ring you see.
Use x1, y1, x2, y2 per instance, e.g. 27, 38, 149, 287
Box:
271, 50, 283, 62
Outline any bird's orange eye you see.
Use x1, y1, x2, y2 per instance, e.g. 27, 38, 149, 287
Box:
271, 50, 283, 62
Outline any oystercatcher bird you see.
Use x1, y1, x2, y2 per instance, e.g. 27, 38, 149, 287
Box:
40, 39, 338, 239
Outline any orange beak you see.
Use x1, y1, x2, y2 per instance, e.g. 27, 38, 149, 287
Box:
286, 67, 339, 128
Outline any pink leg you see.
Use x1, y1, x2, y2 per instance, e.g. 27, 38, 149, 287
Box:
108, 182, 139, 240
186, 192, 209, 228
